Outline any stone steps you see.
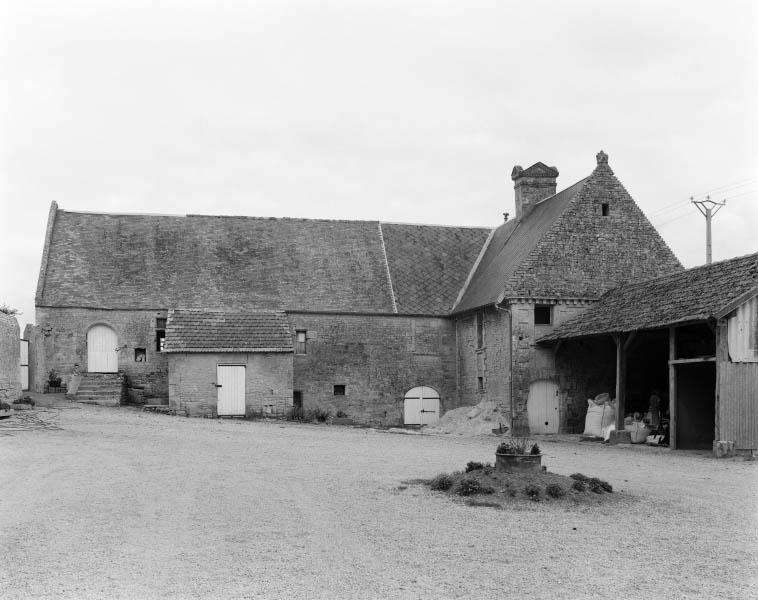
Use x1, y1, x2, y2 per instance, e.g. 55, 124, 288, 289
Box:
74, 373, 124, 406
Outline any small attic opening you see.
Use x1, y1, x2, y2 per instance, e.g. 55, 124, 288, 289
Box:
601, 203, 610, 216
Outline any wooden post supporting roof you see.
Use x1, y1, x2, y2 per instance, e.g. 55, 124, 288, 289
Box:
614, 334, 626, 431
669, 326, 677, 450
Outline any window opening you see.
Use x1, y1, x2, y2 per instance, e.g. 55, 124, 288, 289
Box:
156, 317, 167, 329
477, 377, 484, 393
333, 384, 346, 396
601, 203, 609, 216
476, 312, 484, 349
534, 305, 552, 325
156, 330, 166, 352
134, 348, 146, 362
293, 391, 303, 409
295, 330, 307, 354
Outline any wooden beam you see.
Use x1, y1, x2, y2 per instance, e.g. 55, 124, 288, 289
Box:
614, 334, 626, 431
669, 326, 677, 450
668, 356, 716, 365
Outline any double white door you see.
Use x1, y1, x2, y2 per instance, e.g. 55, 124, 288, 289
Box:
404, 386, 440, 425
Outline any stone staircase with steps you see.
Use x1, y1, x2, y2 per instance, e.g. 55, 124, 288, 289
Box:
73, 373, 124, 406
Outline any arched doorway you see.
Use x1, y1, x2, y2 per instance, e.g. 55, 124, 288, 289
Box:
404, 386, 440, 425
87, 325, 118, 373
527, 380, 559, 434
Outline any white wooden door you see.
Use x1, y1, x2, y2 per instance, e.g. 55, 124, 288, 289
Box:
217, 365, 246, 416
527, 380, 559, 434
87, 325, 118, 373
404, 386, 440, 425
19, 339, 29, 391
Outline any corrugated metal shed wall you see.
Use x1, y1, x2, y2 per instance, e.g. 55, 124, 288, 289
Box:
719, 362, 758, 449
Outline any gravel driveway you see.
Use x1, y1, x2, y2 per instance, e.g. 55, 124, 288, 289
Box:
1, 403, 756, 599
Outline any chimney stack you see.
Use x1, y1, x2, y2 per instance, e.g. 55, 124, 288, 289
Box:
511, 162, 559, 219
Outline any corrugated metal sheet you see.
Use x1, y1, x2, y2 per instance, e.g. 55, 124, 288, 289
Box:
719, 362, 758, 449
727, 295, 758, 362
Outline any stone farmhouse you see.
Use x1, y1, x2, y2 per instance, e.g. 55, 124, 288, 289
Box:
29, 151, 684, 433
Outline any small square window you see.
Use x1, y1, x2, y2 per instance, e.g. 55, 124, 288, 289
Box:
601, 203, 609, 216
293, 391, 303, 409
333, 384, 346, 396
534, 305, 552, 325
295, 330, 307, 354
156, 317, 167, 329
477, 377, 484, 393
134, 348, 146, 362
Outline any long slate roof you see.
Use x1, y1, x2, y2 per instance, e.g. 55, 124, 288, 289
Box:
539, 253, 758, 342
36, 206, 489, 316
164, 310, 293, 352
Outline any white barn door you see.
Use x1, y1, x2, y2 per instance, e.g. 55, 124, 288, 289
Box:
527, 380, 559, 434
217, 365, 246, 416
404, 386, 440, 425
19, 339, 29, 391
87, 325, 118, 373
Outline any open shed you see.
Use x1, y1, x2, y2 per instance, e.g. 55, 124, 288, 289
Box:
539, 253, 758, 454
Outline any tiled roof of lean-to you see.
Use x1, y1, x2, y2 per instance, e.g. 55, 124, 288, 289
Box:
539, 253, 758, 342
39, 209, 490, 316
453, 178, 587, 313
164, 310, 292, 352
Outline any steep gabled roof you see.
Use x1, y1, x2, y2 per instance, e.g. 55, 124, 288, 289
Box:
37, 209, 488, 316
539, 253, 758, 342
164, 309, 293, 352
453, 154, 683, 313
453, 179, 586, 313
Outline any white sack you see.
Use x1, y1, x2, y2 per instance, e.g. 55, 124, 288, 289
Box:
583, 398, 616, 437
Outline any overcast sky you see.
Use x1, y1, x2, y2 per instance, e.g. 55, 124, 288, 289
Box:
2, 0, 757, 326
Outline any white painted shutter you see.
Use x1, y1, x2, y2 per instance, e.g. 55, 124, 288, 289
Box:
87, 325, 118, 373
217, 365, 246, 416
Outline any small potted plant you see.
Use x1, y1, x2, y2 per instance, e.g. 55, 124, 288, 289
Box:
0, 401, 11, 419
494, 438, 543, 472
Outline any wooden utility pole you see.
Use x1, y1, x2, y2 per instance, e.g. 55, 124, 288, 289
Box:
691, 195, 726, 264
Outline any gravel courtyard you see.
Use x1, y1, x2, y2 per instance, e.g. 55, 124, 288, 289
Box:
1, 401, 756, 600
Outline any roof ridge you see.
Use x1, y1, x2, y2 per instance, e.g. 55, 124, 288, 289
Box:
603, 251, 758, 294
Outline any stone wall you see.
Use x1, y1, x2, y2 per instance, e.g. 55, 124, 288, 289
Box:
34, 307, 169, 400
509, 301, 595, 435
456, 306, 511, 412
168, 352, 293, 418
0, 313, 21, 403
288, 313, 456, 426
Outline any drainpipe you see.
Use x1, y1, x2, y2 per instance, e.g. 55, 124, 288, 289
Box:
495, 302, 513, 432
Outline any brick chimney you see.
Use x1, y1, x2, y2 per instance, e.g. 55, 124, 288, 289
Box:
511, 162, 559, 219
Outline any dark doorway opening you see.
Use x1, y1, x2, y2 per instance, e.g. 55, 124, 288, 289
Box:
676, 362, 716, 449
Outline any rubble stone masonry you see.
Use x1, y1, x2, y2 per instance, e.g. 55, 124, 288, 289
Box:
0, 313, 21, 403
288, 313, 456, 426
34, 307, 169, 399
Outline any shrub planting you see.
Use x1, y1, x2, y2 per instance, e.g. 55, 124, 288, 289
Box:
430, 473, 455, 491
545, 483, 565, 498
465, 461, 485, 473
524, 484, 542, 501
572, 479, 587, 492
456, 477, 495, 496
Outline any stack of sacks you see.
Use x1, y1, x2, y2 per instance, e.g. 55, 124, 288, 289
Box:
582, 393, 616, 438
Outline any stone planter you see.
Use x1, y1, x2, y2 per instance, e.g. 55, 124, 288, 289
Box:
495, 452, 543, 473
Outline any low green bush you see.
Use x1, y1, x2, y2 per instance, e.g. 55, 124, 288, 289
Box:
456, 477, 495, 496
524, 484, 542, 501
545, 483, 565, 498
465, 461, 485, 473
430, 473, 455, 491
570, 473, 589, 482
572, 479, 587, 492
